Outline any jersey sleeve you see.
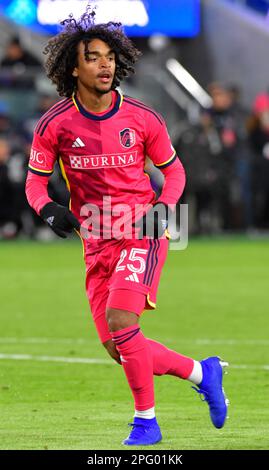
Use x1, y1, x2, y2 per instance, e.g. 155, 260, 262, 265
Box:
25, 171, 52, 215
157, 157, 186, 207
144, 111, 177, 169
28, 123, 58, 176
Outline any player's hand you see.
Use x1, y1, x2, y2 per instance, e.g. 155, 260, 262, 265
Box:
134, 202, 171, 239
40, 202, 80, 238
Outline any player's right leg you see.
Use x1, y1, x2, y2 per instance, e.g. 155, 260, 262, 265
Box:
106, 294, 162, 446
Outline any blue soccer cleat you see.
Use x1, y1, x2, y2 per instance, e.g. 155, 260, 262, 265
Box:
192, 356, 229, 429
123, 417, 162, 446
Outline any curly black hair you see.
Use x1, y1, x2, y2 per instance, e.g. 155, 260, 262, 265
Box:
43, 8, 141, 97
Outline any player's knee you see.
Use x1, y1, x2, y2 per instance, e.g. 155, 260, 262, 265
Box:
103, 339, 121, 365
106, 307, 138, 332
106, 308, 128, 331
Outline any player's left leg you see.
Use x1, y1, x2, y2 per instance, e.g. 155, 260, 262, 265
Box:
146, 337, 229, 429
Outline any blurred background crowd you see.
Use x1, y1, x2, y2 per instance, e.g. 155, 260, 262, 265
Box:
0, 0, 269, 239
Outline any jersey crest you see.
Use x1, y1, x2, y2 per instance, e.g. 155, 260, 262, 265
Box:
119, 128, 136, 148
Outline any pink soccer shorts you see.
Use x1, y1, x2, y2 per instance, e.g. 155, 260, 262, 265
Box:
85, 237, 169, 343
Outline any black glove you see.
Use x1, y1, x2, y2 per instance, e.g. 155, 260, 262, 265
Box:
134, 202, 171, 239
40, 202, 80, 238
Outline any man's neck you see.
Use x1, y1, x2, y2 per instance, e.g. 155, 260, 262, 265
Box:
76, 88, 113, 113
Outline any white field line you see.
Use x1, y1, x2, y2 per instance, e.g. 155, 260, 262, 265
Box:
0, 353, 111, 365
0, 337, 269, 346
0, 337, 94, 345
0, 352, 268, 370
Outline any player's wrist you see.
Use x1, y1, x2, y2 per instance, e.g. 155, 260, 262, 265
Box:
152, 202, 172, 223
153, 201, 174, 215
40, 202, 80, 239
153, 201, 168, 212
135, 202, 171, 239
40, 201, 59, 219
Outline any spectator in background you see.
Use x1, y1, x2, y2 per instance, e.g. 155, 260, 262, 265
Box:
0, 97, 68, 239
22, 94, 58, 138
0, 36, 41, 68
228, 83, 249, 119
175, 110, 222, 234
247, 93, 269, 228
0, 36, 42, 90
227, 83, 253, 229
0, 137, 16, 238
204, 83, 251, 230
176, 82, 252, 233
0, 103, 13, 136
0, 101, 51, 238
0, 102, 29, 159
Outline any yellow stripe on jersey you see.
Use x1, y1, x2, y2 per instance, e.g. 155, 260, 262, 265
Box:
165, 229, 171, 240
28, 164, 53, 174
76, 228, 86, 259
155, 149, 176, 168
147, 293, 156, 309
72, 94, 79, 112
58, 156, 85, 258
59, 157, 70, 192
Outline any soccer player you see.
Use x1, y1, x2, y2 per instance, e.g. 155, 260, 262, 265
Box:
25, 10, 229, 446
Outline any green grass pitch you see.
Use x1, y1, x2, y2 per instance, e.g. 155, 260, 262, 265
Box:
0, 237, 268, 450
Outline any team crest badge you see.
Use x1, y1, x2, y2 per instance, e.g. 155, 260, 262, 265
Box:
119, 128, 136, 148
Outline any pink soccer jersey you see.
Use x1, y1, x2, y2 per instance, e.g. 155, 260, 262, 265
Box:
28, 90, 177, 231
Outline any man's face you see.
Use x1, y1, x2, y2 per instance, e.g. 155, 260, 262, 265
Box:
72, 38, 116, 95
